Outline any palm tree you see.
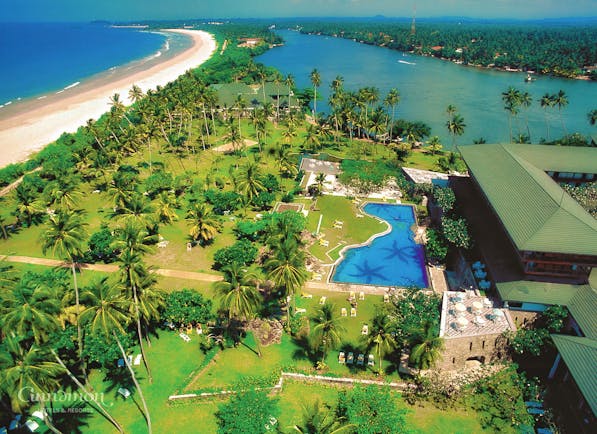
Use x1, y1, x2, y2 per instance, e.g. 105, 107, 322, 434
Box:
409, 322, 444, 370
116, 193, 155, 229
265, 239, 308, 326
80, 277, 152, 433
365, 314, 396, 374
0, 279, 61, 345
553, 90, 569, 135
155, 191, 178, 224
310, 69, 322, 120
0, 337, 63, 431
236, 161, 265, 204
501, 87, 521, 142
519, 91, 533, 140
540, 93, 554, 141
0, 214, 9, 239
13, 183, 44, 227
41, 210, 88, 377
292, 399, 353, 434
215, 263, 261, 350
384, 88, 400, 142
314, 173, 327, 196
427, 136, 443, 155
311, 303, 346, 363
129, 84, 144, 105
303, 124, 322, 151
446, 113, 466, 150
186, 202, 221, 245
588, 109, 597, 126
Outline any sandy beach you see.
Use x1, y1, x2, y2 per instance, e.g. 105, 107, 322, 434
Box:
0, 29, 216, 168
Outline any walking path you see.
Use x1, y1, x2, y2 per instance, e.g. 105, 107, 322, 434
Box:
0, 255, 223, 282
0, 167, 42, 197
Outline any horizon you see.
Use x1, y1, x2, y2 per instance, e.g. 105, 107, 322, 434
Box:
2, 0, 597, 22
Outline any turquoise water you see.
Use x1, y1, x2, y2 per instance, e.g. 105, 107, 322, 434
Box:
0, 23, 169, 104
332, 203, 428, 288
258, 30, 597, 145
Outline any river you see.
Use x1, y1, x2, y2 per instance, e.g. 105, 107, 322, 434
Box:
258, 30, 597, 145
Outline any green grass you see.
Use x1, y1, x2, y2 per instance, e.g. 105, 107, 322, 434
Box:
305, 195, 385, 263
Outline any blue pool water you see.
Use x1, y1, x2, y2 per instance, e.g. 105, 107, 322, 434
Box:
332, 203, 428, 288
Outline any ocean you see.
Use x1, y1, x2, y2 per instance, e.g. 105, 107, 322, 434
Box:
258, 30, 597, 145
0, 22, 168, 105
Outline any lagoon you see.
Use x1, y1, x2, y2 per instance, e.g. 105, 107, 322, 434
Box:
258, 30, 597, 145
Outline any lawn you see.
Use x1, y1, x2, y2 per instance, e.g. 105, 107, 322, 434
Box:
305, 195, 385, 262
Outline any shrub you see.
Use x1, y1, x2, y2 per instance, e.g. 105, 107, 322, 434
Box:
164, 289, 214, 327
213, 239, 258, 269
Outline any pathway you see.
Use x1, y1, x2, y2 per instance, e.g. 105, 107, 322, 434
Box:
0, 255, 223, 282
0, 167, 42, 197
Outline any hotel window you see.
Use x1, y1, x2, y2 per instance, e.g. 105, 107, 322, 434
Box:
586, 174, 594, 180
482, 340, 485, 349
452, 357, 456, 364
573, 173, 583, 179
469, 342, 473, 351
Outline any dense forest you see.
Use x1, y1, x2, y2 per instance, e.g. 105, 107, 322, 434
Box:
285, 20, 597, 79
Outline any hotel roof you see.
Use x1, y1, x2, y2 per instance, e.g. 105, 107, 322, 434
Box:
551, 335, 597, 416
459, 144, 597, 256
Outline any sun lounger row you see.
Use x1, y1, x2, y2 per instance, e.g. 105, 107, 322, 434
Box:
340, 307, 357, 317
117, 354, 143, 367
348, 291, 365, 301
179, 332, 191, 342
338, 352, 375, 366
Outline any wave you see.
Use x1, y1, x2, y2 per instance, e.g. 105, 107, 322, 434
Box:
37, 96, 47, 100
56, 90, 64, 94
164, 41, 169, 51
63, 81, 80, 90
5, 101, 12, 105
398, 60, 416, 65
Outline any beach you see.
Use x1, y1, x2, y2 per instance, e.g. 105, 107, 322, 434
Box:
0, 29, 216, 168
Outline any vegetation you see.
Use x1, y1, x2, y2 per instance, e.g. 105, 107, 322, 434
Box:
294, 21, 597, 79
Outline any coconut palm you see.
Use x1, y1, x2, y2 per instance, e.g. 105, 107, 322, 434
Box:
427, 136, 443, 155
265, 239, 308, 325
129, 84, 144, 105
0, 214, 9, 239
155, 191, 178, 224
540, 93, 555, 141
186, 202, 221, 245
365, 314, 397, 373
501, 87, 521, 142
588, 109, 597, 126
41, 210, 88, 377
446, 113, 466, 150
13, 184, 44, 227
311, 303, 346, 363
236, 161, 266, 204
384, 88, 400, 142
0, 279, 61, 345
0, 337, 63, 431
409, 321, 444, 370
80, 277, 152, 433
292, 399, 353, 434
216, 263, 261, 321
553, 89, 569, 134
519, 91, 533, 140
314, 173, 327, 196
116, 193, 155, 229
304, 124, 322, 151
310, 69, 322, 120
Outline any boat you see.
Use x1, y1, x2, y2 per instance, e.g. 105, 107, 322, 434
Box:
524, 73, 535, 82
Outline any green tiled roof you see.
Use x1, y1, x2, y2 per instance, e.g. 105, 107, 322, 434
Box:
459, 144, 597, 255
568, 286, 597, 339
551, 335, 597, 416
496, 280, 581, 305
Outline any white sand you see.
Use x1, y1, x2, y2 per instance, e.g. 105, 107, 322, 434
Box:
0, 29, 216, 168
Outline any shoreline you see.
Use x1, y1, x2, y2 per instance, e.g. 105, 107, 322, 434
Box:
301, 31, 594, 82
0, 29, 216, 169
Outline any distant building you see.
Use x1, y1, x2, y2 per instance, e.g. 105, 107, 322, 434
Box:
237, 37, 263, 48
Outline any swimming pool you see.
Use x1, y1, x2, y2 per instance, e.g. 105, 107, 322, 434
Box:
331, 203, 429, 288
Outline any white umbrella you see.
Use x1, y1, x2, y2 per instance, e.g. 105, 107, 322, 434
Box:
456, 317, 469, 328
472, 301, 483, 312
455, 302, 466, 313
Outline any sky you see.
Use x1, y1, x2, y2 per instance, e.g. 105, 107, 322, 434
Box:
2, 0, 596, 22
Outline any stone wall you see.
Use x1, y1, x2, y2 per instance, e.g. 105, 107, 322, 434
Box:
438, 332, 509, 370
508, 310, 539, 328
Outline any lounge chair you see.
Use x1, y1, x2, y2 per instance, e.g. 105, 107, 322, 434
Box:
133, 354, 142, 366
295, 308, 307, 314
313, 273, 322, 281
351, 307, 357, 317
356, 213, 364, 218
31, 410, 44, 420
118, 388, 131, 399
179, 332, 191, 342
333, 224, 342, 229
301, 292, 313, 298
334, 220, 344, 225
349, 291, 355, 301
338, 351, 346, 364
319, 296, 327, 305
357, 354, 365, 365
383, 294, 390, 303
368, 354, 375, 366
127, 355, 133, 365
361, 324, 369, 335
24, 420, 39, 432
341, 307, 348, 317
359, 291, 365, 300
319, 239, 329, 247
347, 352, 354, 364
